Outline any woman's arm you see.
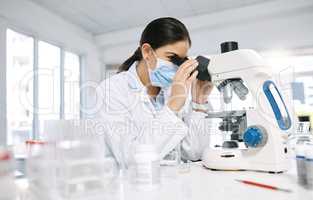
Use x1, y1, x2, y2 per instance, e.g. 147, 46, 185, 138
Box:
180, 80, 214, 161
96, 77, 189, 166
180, 101, 214, 161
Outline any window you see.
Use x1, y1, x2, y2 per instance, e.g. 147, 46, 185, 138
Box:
264, 54, 313, 111
294, 76, 313, 108
38, 41, 61, 134
6, 29, 34, 146
5, 29, 81, 146
64, 52, 80, 119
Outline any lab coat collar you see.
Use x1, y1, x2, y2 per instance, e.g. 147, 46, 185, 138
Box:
127, 62, 145, 91
127, 62, 166, 109
127, 62, 152, 105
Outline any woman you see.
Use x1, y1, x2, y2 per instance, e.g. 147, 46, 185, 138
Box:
96, 17, 213, 165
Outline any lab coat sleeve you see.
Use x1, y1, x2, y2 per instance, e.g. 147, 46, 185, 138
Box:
154, 105, 188, 159
180, 102, 214, 161
95, 78, 188, 165
95, 79, 137, 167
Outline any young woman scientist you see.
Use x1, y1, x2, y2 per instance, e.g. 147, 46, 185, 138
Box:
96, 17, 214, 164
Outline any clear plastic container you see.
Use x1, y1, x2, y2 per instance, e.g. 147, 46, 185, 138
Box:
27, 121, 119, 200
0, 148, 16, 200
160, 144, 181, 166
296, 122, 311, 134
133, 144, 160, 189
56, 140, 118, 198
26, 141, 56, 199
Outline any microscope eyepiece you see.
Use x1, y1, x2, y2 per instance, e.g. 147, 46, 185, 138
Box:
221, 41, 239, 53
170, 55, 211, 81
195, 56, 211, 81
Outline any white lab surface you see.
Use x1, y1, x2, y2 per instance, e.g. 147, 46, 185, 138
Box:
95, 62, 213, 164
15, 161, 313, 200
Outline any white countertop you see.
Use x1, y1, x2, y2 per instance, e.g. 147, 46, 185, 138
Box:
15, 161, 313, 200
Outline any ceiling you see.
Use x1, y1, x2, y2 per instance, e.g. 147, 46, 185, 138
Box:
29, 0, 272, 35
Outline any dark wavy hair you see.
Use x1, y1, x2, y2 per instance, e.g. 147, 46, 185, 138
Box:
118, 17, 191, 72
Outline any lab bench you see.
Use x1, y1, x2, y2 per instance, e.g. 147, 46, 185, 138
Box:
15, 161, 313, 200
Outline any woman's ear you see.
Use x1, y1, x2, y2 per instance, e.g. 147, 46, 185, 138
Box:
141, 43, 153, 60
141, 43, 156, 70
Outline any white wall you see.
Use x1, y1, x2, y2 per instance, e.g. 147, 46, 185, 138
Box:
0, 20, 6, 145
96, 0, 313, 64
0, 0, 103, 124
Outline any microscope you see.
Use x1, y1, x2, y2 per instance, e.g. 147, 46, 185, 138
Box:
198, 42, 292, 173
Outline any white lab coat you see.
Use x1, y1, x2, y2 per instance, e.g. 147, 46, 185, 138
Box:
96, 62, 212, 164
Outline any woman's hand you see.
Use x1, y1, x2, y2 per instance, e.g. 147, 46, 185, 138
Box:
191, 80, 214, 105
167, 59, 198, 112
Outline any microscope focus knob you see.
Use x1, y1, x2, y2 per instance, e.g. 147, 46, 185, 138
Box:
243, 126, 268, 148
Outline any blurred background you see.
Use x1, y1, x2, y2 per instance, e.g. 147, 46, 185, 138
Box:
0, 0, 312, 153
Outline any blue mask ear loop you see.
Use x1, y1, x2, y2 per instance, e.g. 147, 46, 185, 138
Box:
146, 48, 164, 87
150, 48, 160, 69
142, 48, 161, 114
143, 48, 158, 75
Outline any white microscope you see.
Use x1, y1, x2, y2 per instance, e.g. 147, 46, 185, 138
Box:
199, 42, 293, 173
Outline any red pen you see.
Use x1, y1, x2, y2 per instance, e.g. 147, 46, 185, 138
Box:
235, 179, 292, 193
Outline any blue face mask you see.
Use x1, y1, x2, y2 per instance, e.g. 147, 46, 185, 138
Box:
149, 58, 179, 88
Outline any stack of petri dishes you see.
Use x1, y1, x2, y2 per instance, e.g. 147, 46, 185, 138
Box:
27, 120, 119, 200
